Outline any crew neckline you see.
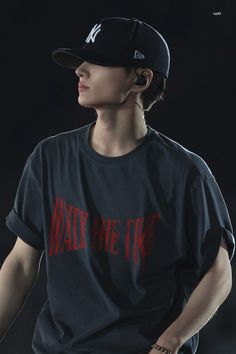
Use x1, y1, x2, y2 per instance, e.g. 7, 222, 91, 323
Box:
82, 120, 154, 164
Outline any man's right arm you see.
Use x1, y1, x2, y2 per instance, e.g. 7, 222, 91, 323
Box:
0, 237, 43, 342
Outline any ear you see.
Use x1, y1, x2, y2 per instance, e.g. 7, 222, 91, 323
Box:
142, 68, 154, 87
132, 68, 154, 92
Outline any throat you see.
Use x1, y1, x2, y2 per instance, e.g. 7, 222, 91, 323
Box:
89, 124, 148, 157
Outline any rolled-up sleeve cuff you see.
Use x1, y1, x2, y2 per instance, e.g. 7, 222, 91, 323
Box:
223, 228, 235, 262
5, 209, 44, 250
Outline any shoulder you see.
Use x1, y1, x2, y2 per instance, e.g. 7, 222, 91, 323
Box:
28, 123, 88, 161
151, 128, 215, 183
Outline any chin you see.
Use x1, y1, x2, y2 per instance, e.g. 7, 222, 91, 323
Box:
78, 96, 108, 109
78, 96, 93, 107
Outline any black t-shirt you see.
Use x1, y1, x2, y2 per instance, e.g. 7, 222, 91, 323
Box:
5, 121, 235, 354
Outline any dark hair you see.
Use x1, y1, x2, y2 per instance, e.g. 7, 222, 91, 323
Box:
124, 65, 167, 111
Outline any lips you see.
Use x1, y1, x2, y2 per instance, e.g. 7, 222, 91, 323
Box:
78, 83, 89, 91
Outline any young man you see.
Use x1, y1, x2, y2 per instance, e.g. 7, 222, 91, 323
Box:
1, 17, 235, 354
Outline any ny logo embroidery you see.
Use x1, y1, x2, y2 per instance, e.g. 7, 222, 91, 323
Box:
85, 23, 102, 43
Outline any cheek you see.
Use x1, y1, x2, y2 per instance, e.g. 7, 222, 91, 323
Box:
78, 71, 128, 106
94, 74, 125, 98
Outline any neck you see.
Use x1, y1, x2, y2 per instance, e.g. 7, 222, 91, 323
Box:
89, 105, 147, 157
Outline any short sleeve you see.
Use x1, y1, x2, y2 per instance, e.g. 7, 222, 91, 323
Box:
5, 148, 45, 250
186, 174, 235, 281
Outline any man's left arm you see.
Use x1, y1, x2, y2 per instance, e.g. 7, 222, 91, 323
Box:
148, 238, 232, 354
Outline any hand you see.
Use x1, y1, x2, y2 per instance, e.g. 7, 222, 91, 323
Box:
146, 337, 181, 354
146, 333, 182, 354
147, 348, 178, 354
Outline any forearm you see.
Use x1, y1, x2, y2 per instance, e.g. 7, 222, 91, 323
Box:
155, 265, 232, 352
0, 256, 38, 342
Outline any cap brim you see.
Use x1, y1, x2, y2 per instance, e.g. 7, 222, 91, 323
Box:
52, 48, 87, 68
52, 47, 132, 68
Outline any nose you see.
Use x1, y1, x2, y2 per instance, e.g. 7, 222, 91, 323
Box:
75, 61, 89, 79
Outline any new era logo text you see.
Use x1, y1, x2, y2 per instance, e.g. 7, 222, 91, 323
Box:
134, 50, 145, 59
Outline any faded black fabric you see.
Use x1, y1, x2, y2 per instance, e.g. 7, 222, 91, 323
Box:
5, 121, 235, 354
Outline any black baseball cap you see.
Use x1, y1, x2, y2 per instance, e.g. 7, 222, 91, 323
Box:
52, 16, 170, 78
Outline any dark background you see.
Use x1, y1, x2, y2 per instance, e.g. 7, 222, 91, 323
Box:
0, 1, 235, 353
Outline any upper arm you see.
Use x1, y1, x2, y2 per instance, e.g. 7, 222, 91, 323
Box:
7, 236, 43, 274
209, 237, 232, 287
216, 237, 231, 265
